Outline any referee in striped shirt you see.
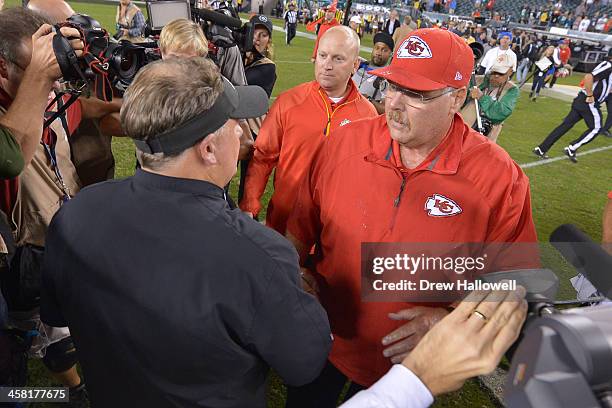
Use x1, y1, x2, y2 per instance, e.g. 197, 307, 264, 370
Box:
534, 52, 612, 163
284, 3, 298, 45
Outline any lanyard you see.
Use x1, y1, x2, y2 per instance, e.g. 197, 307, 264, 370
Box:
42, 95, 72, 203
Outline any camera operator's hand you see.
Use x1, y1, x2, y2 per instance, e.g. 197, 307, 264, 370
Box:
402, 285, 527, 396
470, 86, 484, 100
381, 306, 448, 364
29, 24, 84, 82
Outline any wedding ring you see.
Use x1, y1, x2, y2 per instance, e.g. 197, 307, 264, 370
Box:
472, 310, 488, 322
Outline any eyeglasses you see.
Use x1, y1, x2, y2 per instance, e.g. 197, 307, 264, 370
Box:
383, 80, 456, 104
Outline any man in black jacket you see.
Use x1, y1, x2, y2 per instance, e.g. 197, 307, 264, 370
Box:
41, 58, 332, 408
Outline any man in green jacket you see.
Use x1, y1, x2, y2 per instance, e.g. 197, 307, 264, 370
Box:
466, 56, 519, 143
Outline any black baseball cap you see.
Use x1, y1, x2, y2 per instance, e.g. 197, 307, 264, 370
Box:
133, 77, 268, 155
250, 14, 273, 37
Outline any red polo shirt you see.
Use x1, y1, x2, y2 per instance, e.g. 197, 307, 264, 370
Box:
286, 114, 537, 386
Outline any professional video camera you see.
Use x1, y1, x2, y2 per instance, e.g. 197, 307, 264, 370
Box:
482, 225, 612, 407
52, 14, 158, 103
188, 0, 256, 54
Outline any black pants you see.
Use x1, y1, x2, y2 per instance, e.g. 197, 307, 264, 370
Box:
286, 23, 297, 44
285, 360, 365, 407
538, 93, 603, 153
531, 70, 547, 95
602, 96, 612, 132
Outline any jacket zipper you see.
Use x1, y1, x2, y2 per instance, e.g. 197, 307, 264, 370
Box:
318, 90, 355, 136
389, 173, 407, 231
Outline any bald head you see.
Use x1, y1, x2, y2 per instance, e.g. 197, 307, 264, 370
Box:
28, 0, 75, 24
319, 25, 360, 59
314, 26, 361, 98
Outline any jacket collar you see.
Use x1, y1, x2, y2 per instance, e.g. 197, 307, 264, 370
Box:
312, 79, 361, 106
133, 169, 226, 199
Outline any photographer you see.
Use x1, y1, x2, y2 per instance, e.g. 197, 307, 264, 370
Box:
244, 15, 277, 98
238, 15, 277, 202
29, 0, 124, 186
115, 0, 146, 42
0, 8, 122, 404
467, 57, 519, 143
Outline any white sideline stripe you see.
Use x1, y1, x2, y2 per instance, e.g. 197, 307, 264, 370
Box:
520, 145, 612, 169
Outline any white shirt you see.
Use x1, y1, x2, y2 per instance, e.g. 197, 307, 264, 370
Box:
480, 47, 518, 72
579, 18, 591, 32
340, 365, 434, 408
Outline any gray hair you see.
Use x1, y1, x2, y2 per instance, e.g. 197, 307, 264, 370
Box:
0, 8, 49, 67
120, 57, 224, 169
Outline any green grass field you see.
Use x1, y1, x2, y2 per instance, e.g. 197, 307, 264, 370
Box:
4, 0, 612, 406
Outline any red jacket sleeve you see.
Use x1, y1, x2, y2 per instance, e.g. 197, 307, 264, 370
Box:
239, 98, 285, 216
485, 162, 539, 271
285, 142, 327, 261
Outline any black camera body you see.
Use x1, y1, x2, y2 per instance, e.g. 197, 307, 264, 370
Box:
53, 14, 157, 101
191, 3, 255, 55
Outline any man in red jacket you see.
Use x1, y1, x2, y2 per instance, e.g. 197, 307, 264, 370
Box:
311, 5, 341, 62
240, 26, 377, 234
285, 28, 537, 406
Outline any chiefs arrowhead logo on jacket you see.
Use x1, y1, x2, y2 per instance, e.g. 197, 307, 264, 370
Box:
424, 194, 462, 217
397, 36, 433, 59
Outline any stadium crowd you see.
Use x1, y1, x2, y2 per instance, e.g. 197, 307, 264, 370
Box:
0, 0, 610, 407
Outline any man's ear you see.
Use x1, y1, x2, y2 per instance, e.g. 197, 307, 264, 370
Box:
196, 133, 218, 166
352, 56, 360, 74
451, 87, 468, 114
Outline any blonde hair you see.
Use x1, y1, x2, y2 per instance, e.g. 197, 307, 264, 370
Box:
159, 18, 208, 57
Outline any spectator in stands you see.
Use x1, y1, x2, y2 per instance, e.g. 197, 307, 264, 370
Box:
520, 5, 530, 24
477, 31, 488, 44
579, 14, 591, 31
596, 13, 608, 31
115, 0, 146, 42
479, 31, 517, 74
383, 9, 400, 36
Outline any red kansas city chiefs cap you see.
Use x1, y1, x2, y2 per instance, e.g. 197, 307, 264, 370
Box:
369, 28, 473, 91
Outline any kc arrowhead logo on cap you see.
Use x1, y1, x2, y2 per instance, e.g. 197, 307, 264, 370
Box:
397, 36, 433, 59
